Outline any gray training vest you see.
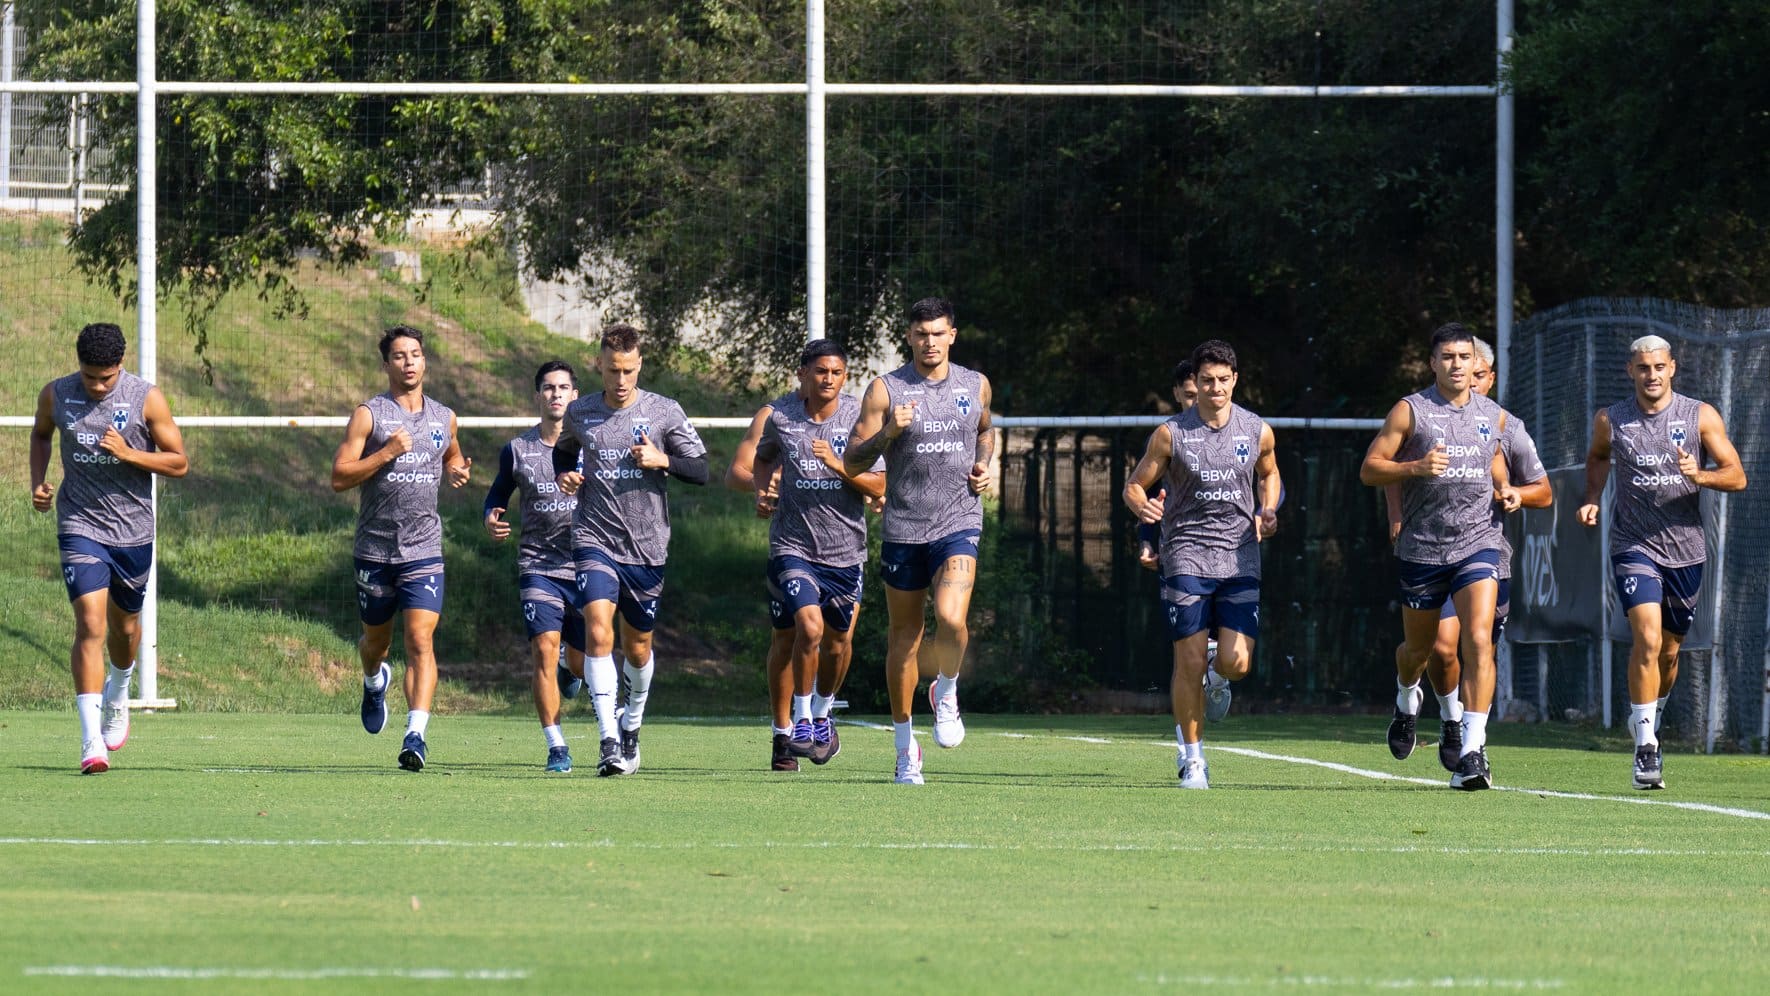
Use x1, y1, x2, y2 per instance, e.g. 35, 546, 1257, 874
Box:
506, 427, 578, 581
1607, 392, 1707, 568
561, 389, 707, 567
876, 362, 985, 544
1158, 403, 1267, 580
755, 391, 877, 568
353, 393, 455, 563
52, 370, 157, 547
1394, 386, 1506, 566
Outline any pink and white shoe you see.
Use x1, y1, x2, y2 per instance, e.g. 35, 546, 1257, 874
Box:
102, 670, 132, 750
929, 682, 965, 748
894, 740, 924, 785
80, 739, 110, 775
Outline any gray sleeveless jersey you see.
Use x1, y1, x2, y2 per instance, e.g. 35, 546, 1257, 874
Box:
755, 392, 879, 567
1608, 392, 1707, 567
876, 363, 985, 544
1494, 417, 1548, 579
563, 389, 707, 566
507, 428, 578, 580
52, 370, 157, 546
353, 393, 455, 563
1158, 404, 1267, 580
1394, 386, 1506, 566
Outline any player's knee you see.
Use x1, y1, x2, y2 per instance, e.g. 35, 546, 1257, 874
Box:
1634, 629, 1663, 660
794, 612, 825, 646
1218, 651, 1251, 680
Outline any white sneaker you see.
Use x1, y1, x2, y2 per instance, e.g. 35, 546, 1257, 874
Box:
894, 740, 924, 785
1204, 669, 1232, 724
1178, 755, 1209, 789
929, 682, 965, 748
80, 739, 109, 775
101, 674, 131, 751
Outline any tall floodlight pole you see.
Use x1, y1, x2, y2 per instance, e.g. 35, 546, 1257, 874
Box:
136, 0, 165, 705
1495, 0, 1514, 404
805, 0, 826, 344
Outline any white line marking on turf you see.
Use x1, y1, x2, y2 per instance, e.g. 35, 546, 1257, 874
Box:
1141, 973, 1564, 989
25, 966, 527, 981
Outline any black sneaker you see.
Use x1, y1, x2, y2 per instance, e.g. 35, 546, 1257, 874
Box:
397, 731, 427, 772
619, 726, 641, 773
1387, 708, 1417, 760
1438, 719, 1463, 772
788, 719, 816, 758
1632, 745, 1664, 790
1449, 748, 1491, 791
809, 718, 840, 765
596, 737, 624, 777
771, 733, 799, 772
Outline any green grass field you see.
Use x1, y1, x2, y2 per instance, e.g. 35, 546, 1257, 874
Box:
4, 711, 1768, 994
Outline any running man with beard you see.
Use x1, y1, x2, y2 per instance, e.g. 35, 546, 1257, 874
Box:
1578, 335, 1745, 790
29, 322, 189, 773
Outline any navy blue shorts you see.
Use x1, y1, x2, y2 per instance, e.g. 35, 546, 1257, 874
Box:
1160, 574, 1261, 642
880, 529, 981, 592
355, 557, 445, 626
767, 555, 864, 632
1398, 550, 1500, 612
519, 573, 588, 651
1438, 577, 1511, 646
573, 547, 665, 633
59, 535, 153, 614
1612, 554, 1704, 637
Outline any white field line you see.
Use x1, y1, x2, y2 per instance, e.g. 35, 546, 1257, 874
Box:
1, 836, 1764, 859
1140, 973, 1564, 990
24, 966, 527, 980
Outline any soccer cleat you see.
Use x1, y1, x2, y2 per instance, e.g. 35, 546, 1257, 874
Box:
619, 725, 641, 774
1387, 708, 1417, 760
929, 682, 965, 748
1437, 719, 1463, 772
596, 737, 625, 777
771, 733, 800, 772
809, 718, 840, 765
545, 745, 572, 773
556, 662, 582, 701
1632, 745, 1664, 790
100, 696, 130, 753
894, 740, 924, 784
398, 731, 428, 771
1449, 749, 1491, 791
360, 661, 391, 735
789, 719, 815, 758
1204, 669, 1233, 724
1178, 756, 1209, 790
80, 739, 109, 775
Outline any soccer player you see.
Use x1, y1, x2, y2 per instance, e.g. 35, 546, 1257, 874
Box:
484, 361, 589, 773
1123, 340, 1280, 789
727, 339, 886, 771
1138, 358, 1198, 571
1577, 335, 1745, 790
29, 322, 189, 774
331, 325, 471, 772
842, 296, 992, 785
1362, 322, 1519, 791
1383, 338, 1551, 770
553, 324, 709, 777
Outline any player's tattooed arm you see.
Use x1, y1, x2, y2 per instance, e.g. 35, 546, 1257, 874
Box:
968, 376, 995, 495
1122, 424, 1173, 525
842, 378, 897, 476
1577, 408, 1612, 527
1688, 402, 1747, 493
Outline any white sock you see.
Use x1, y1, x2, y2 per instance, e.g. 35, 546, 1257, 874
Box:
1396, 678, 1423, 716
772, 725, 793, 737
587, 655, 619, 739
1630, 702, 1658, 747
894, 720, 914, 752
104, 663, 134, 704
1461, 711, 1489, 756
1434, 687, 1463, 723
811, 691, 834, 719
621, 656, 654, 731
363, 665, 388, 691
1174, 724, 1187, 750
1182, 740, 1204, 763
792, 694, 812, 723
406, 710, 430, 738
542, 724, 566, 750
76, 692, 102, 745
1655, 695, 1669, 734
934, 672, 958, 701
